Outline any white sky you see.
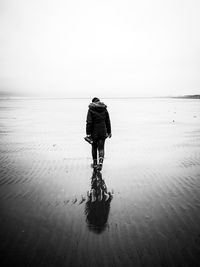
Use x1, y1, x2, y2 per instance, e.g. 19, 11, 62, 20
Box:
0, 0, 200, 97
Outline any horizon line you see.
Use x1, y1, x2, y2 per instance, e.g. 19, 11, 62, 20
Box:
0, 95, 200, 100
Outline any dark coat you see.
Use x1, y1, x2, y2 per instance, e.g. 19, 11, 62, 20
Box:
86, 102, 111, 140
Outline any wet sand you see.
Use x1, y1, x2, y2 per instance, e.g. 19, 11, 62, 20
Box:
0, 98, 200, 267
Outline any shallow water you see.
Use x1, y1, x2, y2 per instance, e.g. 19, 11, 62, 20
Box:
0, 98, 200, 267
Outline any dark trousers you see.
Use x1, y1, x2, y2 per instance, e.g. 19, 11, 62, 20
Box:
92, 139, 105, 160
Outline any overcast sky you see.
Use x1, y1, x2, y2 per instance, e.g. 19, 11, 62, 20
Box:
0, 0, 200, 97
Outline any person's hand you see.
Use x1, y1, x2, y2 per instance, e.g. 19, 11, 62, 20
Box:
108, 133, 112, 138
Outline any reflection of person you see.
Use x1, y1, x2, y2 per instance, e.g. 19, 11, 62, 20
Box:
85, 170, 112, 234
86, 97, 111, 170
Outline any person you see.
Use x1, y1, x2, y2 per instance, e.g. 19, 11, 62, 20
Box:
86, 97, 111, 170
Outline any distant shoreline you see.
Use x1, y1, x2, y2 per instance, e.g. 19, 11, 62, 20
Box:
168, 95, 200, 99
0, 95, 199, 100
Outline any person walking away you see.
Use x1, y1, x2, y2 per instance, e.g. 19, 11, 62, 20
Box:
86, 97, 111, 170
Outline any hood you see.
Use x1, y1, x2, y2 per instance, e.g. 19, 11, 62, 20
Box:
88, 101, 107, 112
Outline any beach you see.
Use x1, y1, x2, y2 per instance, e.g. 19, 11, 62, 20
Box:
0, 98, 200, 267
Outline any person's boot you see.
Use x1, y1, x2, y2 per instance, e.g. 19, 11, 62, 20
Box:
97, 157, 104, 171
92, 159, 97, 169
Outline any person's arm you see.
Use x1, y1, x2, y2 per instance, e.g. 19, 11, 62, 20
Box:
105, 111, 111, 137
86, 110, 93, 136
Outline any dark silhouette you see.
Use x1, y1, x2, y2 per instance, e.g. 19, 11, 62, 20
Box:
85, 170, 113, 234
86, 97, 111, 171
